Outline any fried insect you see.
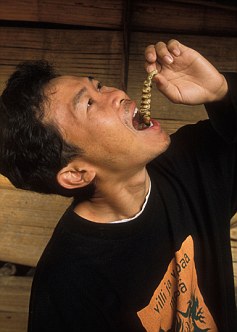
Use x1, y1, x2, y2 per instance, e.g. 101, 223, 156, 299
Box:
139, 69, 158, 126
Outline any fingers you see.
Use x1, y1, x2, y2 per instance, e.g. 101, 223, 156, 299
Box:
155, 41, 174, 65
144, 45, 159, 73
166, 39, 181, 57
145, 39, 183, 72
145, 44, 156, 63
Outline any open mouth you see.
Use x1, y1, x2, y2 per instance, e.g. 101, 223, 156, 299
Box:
132, 107, 153, 130
122, 99, 154, 131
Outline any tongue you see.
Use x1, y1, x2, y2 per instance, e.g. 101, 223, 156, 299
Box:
138, 123, 149, 130
132, 116, 149, 130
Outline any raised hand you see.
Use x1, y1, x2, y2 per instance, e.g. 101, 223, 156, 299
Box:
145, 39, 228, 105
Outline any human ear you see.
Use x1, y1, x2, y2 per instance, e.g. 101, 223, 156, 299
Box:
57, 162, 96, 189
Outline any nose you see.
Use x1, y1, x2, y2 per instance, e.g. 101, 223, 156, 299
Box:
102, 86, 126, 109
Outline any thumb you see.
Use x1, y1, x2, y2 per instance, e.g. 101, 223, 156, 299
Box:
154, 73, 169, 94
154, 74, 181, 104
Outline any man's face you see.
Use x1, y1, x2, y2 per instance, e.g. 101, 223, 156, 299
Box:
45, 75, 170, 172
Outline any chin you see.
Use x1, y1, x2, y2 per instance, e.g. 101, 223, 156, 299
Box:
150, 136, 171, 161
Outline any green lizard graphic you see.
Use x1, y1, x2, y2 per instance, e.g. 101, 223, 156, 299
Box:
159, 294, 211, 332
177, 294, 210, 331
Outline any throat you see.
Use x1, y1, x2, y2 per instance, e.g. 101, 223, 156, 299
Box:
74, 175, 151, 223
110, 183, 151, 224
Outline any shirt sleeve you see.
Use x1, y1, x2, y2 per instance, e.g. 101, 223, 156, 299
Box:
203, 72, 237, 214
205, 72, 237, 143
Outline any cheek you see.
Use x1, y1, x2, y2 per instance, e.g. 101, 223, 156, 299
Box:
87, 125, 131, 161
66, 114, 132, 160
87, 117, 123, 144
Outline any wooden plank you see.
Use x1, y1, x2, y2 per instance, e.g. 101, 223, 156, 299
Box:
0, 312, 28, 332
231, 213, 237, 304
0, 276, 31, 313
0, 0, 123, 29
128, 32, 237, 133
231, 214, 237, 265
0, 176, 71, 266
158, 118, 206, 135
0, 27, 124, 93
0, 175, 13, 189
168, 0, 237, 10
0, 1, 236, 35
0, 276, 31, 332
131, 0, 237, 35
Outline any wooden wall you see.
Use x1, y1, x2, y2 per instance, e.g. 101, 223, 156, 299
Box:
0, 1, 237, 331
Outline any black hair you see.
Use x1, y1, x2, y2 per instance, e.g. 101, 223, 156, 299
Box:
0, 60, 94, 198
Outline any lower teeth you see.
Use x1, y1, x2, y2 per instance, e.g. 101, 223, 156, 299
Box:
137, 121, 153, 130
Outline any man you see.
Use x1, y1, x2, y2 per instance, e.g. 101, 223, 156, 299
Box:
0, 39, 236, 331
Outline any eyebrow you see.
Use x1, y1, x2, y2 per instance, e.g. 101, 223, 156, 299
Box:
72, 77, 94, 109
72, 87, 87, 109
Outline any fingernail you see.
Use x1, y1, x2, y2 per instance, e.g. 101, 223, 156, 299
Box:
173, 48, 180, 56
147, 64, 156, 73
163, 55, 173, 64
147, 53, 154, 62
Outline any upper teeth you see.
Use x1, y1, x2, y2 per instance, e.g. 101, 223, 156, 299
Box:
133, 107, 138, 118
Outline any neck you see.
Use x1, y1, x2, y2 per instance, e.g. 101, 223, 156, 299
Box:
74, 167, 150, 223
